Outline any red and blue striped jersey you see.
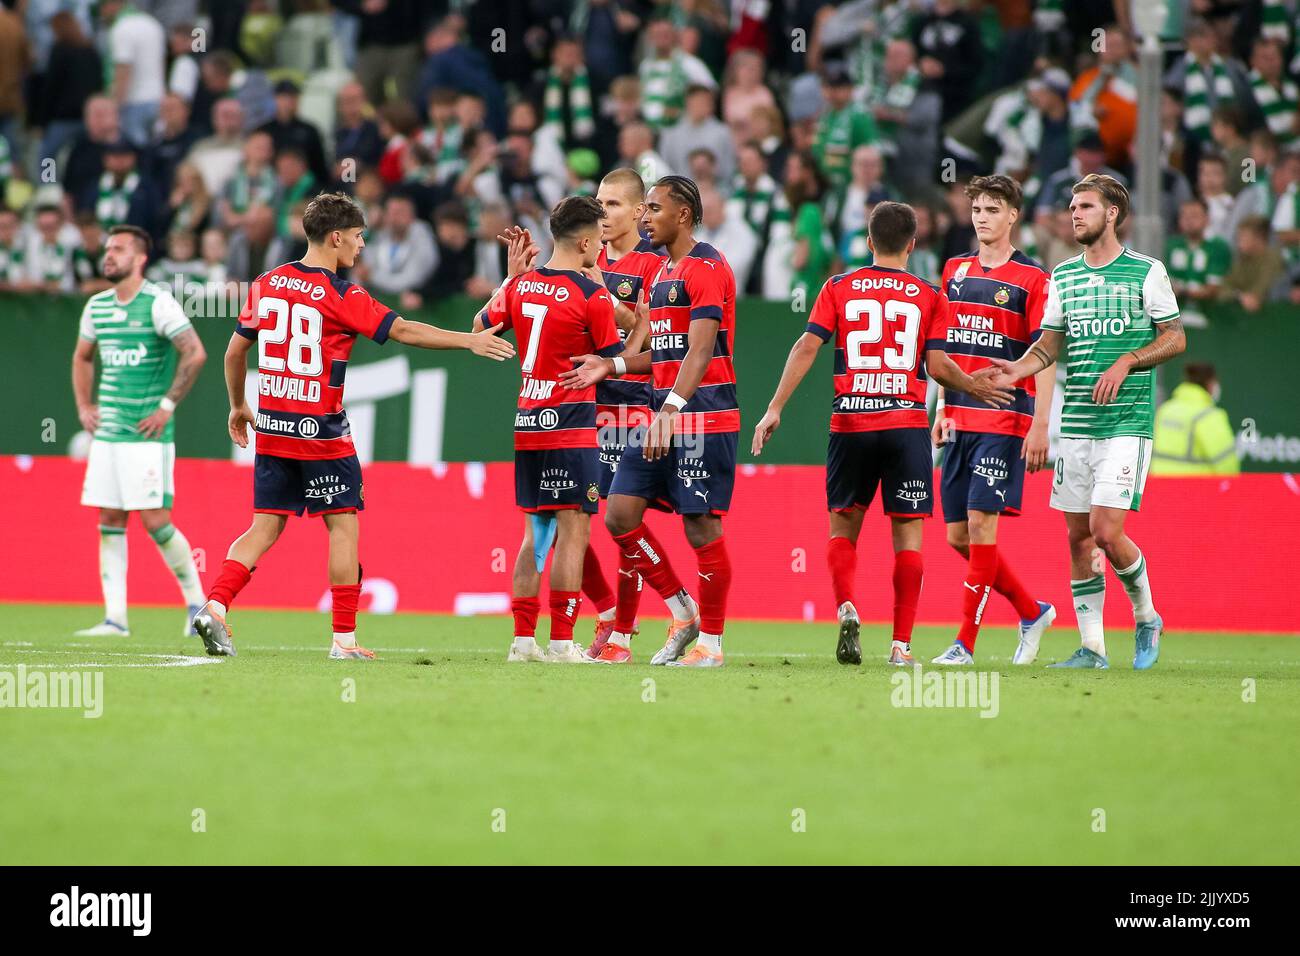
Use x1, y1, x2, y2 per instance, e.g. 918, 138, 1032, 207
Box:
805, 266, 943, 432
596, 238, 662, 426
488, 267, 623, 450
646, 241, 738, 434
235, 260, 397, 460
935, 250, 1048, 438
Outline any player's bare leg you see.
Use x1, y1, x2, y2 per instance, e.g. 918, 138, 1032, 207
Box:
827, 508, 865, 665
194, 513, 286, 657
75, 508, 132, 637
545, 509, 590, 662
1091, 505, 1161, 669
323, 512, 372, 660
606, 493, 700, 665
1048, 511, 1110, 668
670, 513, 728, 667
508, 519, 547, 661
890, 517, 924, 666
138, 507, 205, 636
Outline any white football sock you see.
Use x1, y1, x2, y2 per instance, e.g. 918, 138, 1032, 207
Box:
550, 639, 573, 652
209, 600, 228, 617
1071, 576, 1107, 656
609, 631, 632, 648
333, 631, 356, 647
1113, 551, 1157, 624
666, 589, 697, 623
150, 523, 204, 606
99, 526, 128, 626
513, 635, 538, 648
598, 607, 616, 622
697, 631, 722, 653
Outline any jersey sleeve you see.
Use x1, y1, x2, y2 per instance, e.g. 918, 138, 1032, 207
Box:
1024, 269, 1048, 342
1143, 259, 1180, 324
685, 263, 724, 323
484, 277, 515, 332
804, 279, 836, 343
926, 278, 949, 352
588, 289, 624, 358
235, 277, 262, 339
341, 284, 398, 343
77, 298, 97, 342
151, 291, 193, 339
1040, 272, 1066, 332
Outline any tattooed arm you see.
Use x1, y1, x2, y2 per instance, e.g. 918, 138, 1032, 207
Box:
137, 328, 207, 439
1092, 318, 1186, 405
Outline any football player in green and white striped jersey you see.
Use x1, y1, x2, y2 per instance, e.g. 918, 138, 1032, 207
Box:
71, 225, 208, 639
988, 175, 1186, 671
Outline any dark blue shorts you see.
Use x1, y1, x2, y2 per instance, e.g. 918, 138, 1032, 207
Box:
515, 447, 600, 513
940, 431, 1026, 523
254, 453, 364, 517
597, 436, 623, 498
826, 429, 933, 516
609, 428, 737, 516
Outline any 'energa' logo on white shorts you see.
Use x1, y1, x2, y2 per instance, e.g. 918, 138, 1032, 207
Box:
50, 886, 151, 936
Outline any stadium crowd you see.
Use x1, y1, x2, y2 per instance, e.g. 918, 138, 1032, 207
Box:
0, 0, 1297, 316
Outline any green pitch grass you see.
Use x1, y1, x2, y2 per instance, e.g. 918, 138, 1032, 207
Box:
2, 603, 1298, 865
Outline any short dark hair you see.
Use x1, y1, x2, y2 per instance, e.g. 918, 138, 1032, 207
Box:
549, 194, 606, 241
302, 192, 366, 243
1184, 362, 1217, 389
108, 224, 152, 256
654, 175, 703, 226
433, 199, 469, 228
965, 174, 1023, 211
867, 201, 916, 256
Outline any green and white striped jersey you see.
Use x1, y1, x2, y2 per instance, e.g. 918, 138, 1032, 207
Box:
1042, 248, 1180, 440
77, 282, 192, 443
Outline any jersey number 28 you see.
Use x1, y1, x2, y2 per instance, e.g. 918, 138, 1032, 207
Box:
257, 296, 323, 376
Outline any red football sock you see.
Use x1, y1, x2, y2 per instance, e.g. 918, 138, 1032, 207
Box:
611, 523, 685, 601
956, 544, 999, 652
549, 590, 581, 641
892, 550, 923, 644
511, 596, 539, 637
826, 536, 857, 608
692, 536, 731, 635
331, 584, 360, 633
613, 547, 643, 634
581, 543, 616, 616
208, 559, 251, 609
993, 556, 1041, 620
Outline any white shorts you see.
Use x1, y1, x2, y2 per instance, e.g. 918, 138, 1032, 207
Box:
80, 440, 175, 511
1050, 436, 1153, 513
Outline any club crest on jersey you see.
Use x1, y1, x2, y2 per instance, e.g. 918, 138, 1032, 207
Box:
1087, 274, 1105, 286
616, 278, 634, 299
667, 283, 680, 304
896, 480, 930, 510
994, 286, 1010, 306
974, 456, 1009, 487
540, 468, 576, 499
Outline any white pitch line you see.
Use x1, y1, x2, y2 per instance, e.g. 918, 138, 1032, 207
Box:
0, 650, 221, 668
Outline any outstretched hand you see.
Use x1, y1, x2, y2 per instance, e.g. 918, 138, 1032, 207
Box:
470, 323, 516, 361
559, 354, 611, 389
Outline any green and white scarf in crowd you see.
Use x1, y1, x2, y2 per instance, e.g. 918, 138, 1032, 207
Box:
731, 173, 790, 242
33, 241, 68, 285
0, 241, 23, 282
1261, 0, 1298, 45
1250, 69, 1299, 145
640, 53, 689, 129
1272, 183, 1300, 266
848, 1, 911, 96
866, 66, 921, 155
96, 171, 140, 228
1182, 55, 1235, 141
544, 66, 594, 142
227, 166, 277, 213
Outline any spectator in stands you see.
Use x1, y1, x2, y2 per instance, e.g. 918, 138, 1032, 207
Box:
454, 127, 500, 204
939, 177, 976, 261
376, 99, 421, 187
164, 161, 212, 236
188, 50, 237, 139
578, 0, 642, 94
687, 147, 720, 191
72, 212, 109, 294
1152, 363, 1240, 476
409, 200, 478, 308
341, 0, 424, 106
638, 17, 716, 131
187, 97, 246, 197
697, 184, 758, 290
39, 11, 102, 170
1021, 67, 1074, 187
868, 39, 941, 194
219, 130, 277, 232
1034, 206, 1079, 271
1197, 154, 1235, 242
148, 229, 204, 288
596, 75, 643, 171
912, 0, 984, 123
660, 85, 735, 185
225, 202, 277, 282
1248, 37, 1298, 149
199, 228, 229, 289
334, 82, 384, 175
1167, 197, 1232, 304
148, 93, 199, 194
272, 148, 317, 237
472, 200, 511, 289
730, 139, 792, 297
417, 88, 464, 187
1034, 132, 1127, 224
829, 144, 893, 246
27, 204, 75, 293
1208, 107, 1252, 197
506, 101, 566, 206
99, 0, 166, 148
363, 191, 437, 300
166, 22, 200, 103
1159, 88, 1187, 173
722, 48, 776, 144
258, 80, 329, 187
0, 206, 32, 291
784, 149, 832, 299
89, 140, 162, 238
64, 95, 121, 208
812, 62, 877, 193
537, 35, 597, 153
617, 121, 672, 184
1069, 23, 1138, 174
1228, 129, 1280, 240
749, 104, 788, 182
0, 7, 29, 170
1219, 216, 1285, 312
417, 15, 506, 137
1165, 18, 1251, 149
1269, 152, 1300, 274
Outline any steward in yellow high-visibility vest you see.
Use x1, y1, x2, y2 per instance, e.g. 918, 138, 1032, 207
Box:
1152, 363, 1240, 475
